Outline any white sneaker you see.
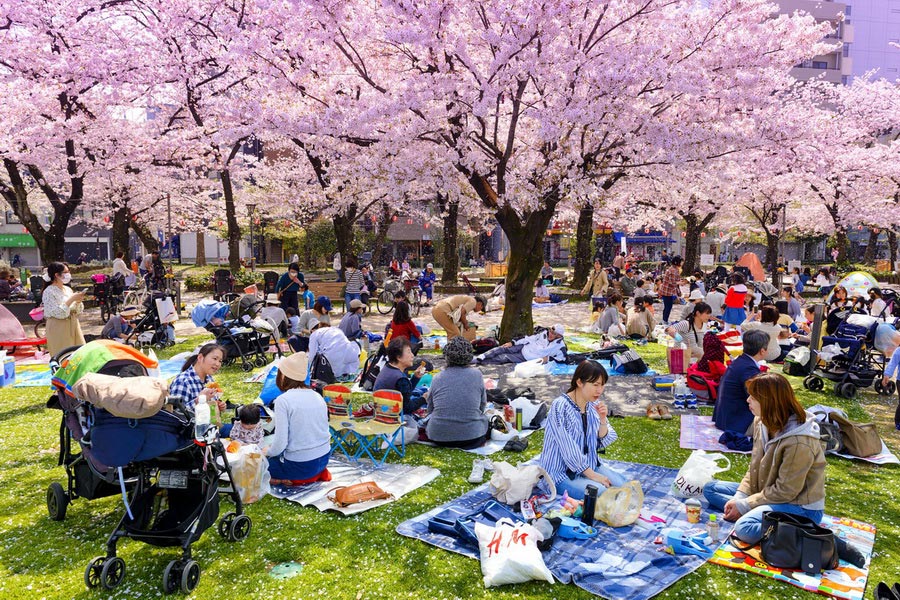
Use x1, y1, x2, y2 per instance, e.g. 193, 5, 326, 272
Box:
467, 459, 486, 484
481, 459, 494, 471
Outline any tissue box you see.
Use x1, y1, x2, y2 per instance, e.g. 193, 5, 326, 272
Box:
653, 375, 675, 391
0, 357, 15, 387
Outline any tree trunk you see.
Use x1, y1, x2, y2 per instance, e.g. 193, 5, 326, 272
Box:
495, 202, 558, 342
333, 207, 357, 281
221, 168, 241, 272
834, 228, 849, 265
371, 203, 392, 268
440, 197, 460, 284
572, 202, 594, 290
863, 229, 879, 264
764, 229, 780, 287
130, 218, 159, 253
111, 206, 131, 261
888, 230, 897, 268
195, 230, 207, 266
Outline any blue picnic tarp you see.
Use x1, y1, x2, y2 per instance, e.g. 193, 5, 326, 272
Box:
396, 459, 730, 600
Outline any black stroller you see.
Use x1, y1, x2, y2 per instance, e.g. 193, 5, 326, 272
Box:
704, 266, 729, 293
126, 290, 177, 348
211, 269, 238, 302
263, 270, 279, 295
46, 341, 249, 594
802, 312, 888, 399
192, 296, 281, 371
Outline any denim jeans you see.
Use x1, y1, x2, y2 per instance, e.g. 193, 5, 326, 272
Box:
662, 295, 676, 323
344, 292, 361, 309
555, 464, 629, 500
703, 480, 824, 545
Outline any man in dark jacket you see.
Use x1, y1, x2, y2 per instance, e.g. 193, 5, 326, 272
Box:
713, 329, 770, 435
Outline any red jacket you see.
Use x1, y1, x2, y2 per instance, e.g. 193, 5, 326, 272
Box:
389, 319, 420, 341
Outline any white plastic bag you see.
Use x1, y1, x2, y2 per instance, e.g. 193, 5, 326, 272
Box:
489, 462, 556, 505
670, 450, 731, 498
155, 296, 178, 324
595, 480, 644, 527
513, 359, 548, 378
228, 444, 271, 504
475, 518, 554, 588
509, 397, 543, 430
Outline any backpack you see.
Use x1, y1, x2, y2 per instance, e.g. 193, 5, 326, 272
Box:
310, 353, 336, 385
612, 350, 648, 375
472, 337, 500, 355
360, 352, 388, 391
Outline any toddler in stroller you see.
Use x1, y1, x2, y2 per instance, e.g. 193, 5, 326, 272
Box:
191, 296, 281, 371
46, 339, 250, 593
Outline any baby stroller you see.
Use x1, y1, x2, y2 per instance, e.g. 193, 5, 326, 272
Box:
92, 273, 126, 322
704, 265, 729, 293
211, 269, 238, 302
751, 280, 779, 305
47, 340, 249, 593
191, 298, 280, 372
802, 313, 886, 399
126, 290, 177, 348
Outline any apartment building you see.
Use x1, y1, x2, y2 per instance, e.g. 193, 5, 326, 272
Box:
847, 0, 900, 81
778, 0, 854, 83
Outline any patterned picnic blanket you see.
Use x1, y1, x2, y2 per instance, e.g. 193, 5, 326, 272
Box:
710, 515, 876, 600
397, 459, 731, 600
548, 359, 657, 378
680, 414, 899, 464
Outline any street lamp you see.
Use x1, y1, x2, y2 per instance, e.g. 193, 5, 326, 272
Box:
247, 203, 257, 272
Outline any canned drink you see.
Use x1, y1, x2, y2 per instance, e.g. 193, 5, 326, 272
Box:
685, 498, 702, 523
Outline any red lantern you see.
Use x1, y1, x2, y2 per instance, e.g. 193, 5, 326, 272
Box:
218, 220, 224, 227
644, 228, 650, 234
22, 227, 27, 234
873, 228, 880, 234
700, 232, 706, 238
391, 215, 397, 222
486, 230, 492, 237
857, 225, 863, 231
736, 231, 742, 237
406, 218, 413, 225
103, 216, 110, 223
681, 232, 686, 238
254, 218, 260, 225
371, 215, 377, 222
424, 223, 429, 229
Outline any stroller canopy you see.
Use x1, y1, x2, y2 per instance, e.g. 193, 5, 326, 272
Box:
0, 302, 27, 340
831, 271, 879, 301
191, 300, 231, 328
735, 252, 765, 282
52, 340, 159, 394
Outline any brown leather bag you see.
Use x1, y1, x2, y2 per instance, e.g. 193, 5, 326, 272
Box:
328, 482, 394, 507
828, 413, 881, 457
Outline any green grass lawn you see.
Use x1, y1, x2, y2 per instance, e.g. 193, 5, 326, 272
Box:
1, 335, 898, 599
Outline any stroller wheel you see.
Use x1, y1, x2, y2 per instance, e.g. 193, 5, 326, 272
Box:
218, 513, 236, 538
100, 556, 126, 590
180, 560, 200, 593
229, 514, 252, 542
241, 361, 253, 373
46, 482, 68, 521
838, 382, 857, 400
84, 556, 105, 589
254, 356, 267, 368
804, 376, 824, 392
162, 560, 180, 594
888, 381, 897, 395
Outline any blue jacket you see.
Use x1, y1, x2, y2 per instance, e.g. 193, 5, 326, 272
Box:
713, 353, 760, 435
419, 270, 436, 288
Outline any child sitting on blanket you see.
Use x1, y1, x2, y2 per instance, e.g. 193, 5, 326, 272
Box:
538, 361, 627, 500
230, 404, 264, 446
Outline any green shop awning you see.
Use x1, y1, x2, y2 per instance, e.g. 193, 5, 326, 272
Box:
0, 233, 36, 247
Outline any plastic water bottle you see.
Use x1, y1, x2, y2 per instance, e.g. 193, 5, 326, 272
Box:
707, 514, 720, 544
194, 396, 211, 441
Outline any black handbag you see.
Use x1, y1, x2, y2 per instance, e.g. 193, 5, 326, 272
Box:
758, 511, 838, 574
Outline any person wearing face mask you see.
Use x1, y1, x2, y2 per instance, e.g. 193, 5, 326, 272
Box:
276, 262, 304, 314
42, 261, 87, 355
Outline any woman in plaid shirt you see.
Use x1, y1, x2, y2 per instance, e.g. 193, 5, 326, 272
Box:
658, 255, 683, 324
169, 343, 227, 414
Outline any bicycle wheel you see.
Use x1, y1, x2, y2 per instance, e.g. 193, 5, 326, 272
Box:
35, 320, 46, 338
408, 289, 421, 317
376, 290, 395, 315
122, 291, 140, 307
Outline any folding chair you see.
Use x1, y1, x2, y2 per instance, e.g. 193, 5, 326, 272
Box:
323, 384, 358, 460
345, 390, 406, 466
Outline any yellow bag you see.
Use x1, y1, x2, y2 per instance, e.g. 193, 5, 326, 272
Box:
594, 480, 643, 527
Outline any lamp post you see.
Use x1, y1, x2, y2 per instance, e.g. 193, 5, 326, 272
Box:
247, 203, 256, 272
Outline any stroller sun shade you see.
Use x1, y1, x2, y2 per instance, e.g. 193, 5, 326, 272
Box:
191, 300, 231, 328
52, 340, 159, 396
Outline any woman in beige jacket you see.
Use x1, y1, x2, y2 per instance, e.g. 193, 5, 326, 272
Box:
581, 259, 609, 298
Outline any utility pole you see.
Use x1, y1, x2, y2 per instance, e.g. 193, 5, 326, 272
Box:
247, 203, 256, 272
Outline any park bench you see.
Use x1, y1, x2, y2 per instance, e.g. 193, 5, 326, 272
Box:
306, 281, 347, 311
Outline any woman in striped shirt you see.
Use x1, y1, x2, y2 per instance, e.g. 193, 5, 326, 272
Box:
538, 361, 627, 500
343, 258, 365, 309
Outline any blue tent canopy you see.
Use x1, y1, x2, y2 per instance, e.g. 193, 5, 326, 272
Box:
612, 232, 673, 244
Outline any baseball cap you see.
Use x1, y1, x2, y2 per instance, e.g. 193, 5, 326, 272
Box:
317, 296, 333, 312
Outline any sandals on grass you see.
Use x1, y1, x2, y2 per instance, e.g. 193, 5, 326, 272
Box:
646, 403, 673, 420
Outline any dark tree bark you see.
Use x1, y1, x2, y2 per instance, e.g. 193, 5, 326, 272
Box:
195, 230, 207, 266
834, 228, 849, 265
888, 230, 897, 267
572, 202, 594, 290
438, 194, 460, 284
130, 218, 159, 252
111, 205, 131, 261
764, 230, 780, 287
333, 207, 357, 280
863, 229, 879, 264
371, 203, 393, 268
680, 213, 715, 275
220, 168, 242, 272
